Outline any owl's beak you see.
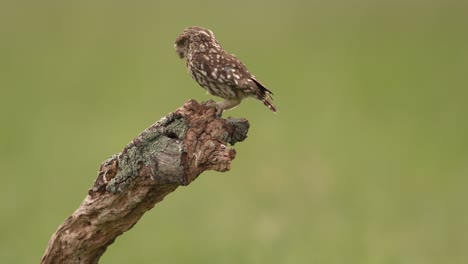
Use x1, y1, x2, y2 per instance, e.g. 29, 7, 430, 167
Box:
177, 50, 185, 59
174, 44, 185, 59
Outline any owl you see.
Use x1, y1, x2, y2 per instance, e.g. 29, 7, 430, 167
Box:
174, 26, 276, 115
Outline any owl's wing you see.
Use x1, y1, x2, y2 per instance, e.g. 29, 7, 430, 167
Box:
192, 52, 255, 93
190, 52, 277, 112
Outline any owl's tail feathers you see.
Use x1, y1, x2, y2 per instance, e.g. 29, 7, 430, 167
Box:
251, 78, 277, 113
262, 93, 277, 113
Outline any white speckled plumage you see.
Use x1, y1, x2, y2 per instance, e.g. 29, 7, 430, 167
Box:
174, 26, 277, 113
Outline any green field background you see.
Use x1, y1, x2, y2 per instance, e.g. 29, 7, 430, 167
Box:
1, 0, 467, 263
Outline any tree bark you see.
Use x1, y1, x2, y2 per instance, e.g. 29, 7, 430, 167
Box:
41, 100, 250, 264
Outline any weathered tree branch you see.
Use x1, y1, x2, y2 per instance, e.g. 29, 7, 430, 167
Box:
41, 100, 250, 264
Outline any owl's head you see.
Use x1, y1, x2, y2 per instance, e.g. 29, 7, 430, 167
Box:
174, 26, 218, 59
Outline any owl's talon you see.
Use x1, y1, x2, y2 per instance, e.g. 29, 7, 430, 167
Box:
202, 100, 223, 117
215, 107, 224, 118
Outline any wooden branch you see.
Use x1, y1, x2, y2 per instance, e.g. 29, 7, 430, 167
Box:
41, 100, 250, 264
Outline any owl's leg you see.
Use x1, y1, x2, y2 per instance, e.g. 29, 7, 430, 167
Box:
217, 98, 241, 111
207, 99, 241, 117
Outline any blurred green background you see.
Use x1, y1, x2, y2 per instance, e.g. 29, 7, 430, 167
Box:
1, 0, 467, 263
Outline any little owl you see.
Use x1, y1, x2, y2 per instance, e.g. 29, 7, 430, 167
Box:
174, 26, 276, 115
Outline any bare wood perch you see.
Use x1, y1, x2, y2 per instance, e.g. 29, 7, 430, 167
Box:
41, 100, 250, 264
